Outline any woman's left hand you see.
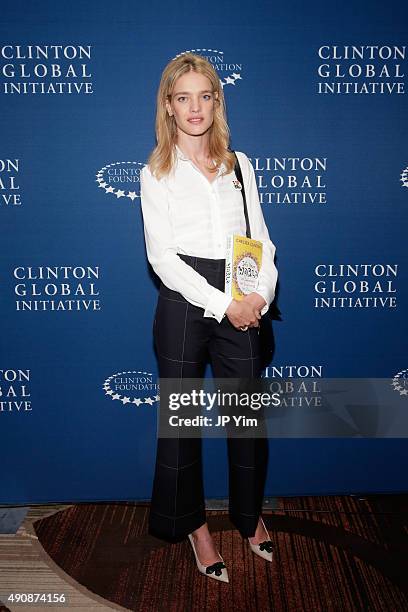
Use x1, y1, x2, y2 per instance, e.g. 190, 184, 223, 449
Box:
241, 293, 266, 327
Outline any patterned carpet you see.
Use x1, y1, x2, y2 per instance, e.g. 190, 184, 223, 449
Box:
26, 495, 408, 611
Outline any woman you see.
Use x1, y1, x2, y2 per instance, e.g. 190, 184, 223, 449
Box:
140, 53, 278, 583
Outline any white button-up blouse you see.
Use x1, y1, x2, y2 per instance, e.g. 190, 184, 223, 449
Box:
140, 144, 278, 323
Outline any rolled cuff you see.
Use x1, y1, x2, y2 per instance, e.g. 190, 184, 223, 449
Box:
204, 288, 234, 323
253, 289, 273, 316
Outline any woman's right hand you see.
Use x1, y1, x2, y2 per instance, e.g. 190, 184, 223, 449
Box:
225, 299, 261, 330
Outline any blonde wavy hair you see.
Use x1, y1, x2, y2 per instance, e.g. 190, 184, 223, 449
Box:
146, 52, 236, 180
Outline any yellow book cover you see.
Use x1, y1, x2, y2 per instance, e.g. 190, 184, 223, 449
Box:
225, 234, 263, 300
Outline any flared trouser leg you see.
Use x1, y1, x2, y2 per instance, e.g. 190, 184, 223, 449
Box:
148, 281, 209, 542
208, 311, 269, 538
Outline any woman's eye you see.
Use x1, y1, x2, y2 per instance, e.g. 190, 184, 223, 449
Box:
176, 95, 212, 102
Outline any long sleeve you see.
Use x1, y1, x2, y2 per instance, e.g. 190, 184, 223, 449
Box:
140, 164, 233, 323
237, 152, 278, 316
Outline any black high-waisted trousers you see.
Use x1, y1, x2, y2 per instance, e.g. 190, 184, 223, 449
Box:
149, 253, 268, 542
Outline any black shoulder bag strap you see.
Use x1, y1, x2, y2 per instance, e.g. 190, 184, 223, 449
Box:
232, 151, 281, 327
232, 151, 251, 239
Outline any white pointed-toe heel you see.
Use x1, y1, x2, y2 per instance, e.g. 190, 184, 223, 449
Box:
248, 517, 273, 562
188, 534, 229, 583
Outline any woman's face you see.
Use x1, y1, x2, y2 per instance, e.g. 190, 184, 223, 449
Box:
166, 70, 218, 139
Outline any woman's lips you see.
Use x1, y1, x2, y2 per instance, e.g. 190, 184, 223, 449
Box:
188, 118, 203, 123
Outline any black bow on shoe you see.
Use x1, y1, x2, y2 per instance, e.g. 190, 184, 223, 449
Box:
206, 561, 226, 576
259, 540, 273, 553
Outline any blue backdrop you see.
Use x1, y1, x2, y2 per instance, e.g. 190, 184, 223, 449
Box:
1, 0, 407, 505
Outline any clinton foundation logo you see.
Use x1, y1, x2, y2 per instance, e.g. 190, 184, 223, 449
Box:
174, 49, 243, 88
400, 165, 408, 188
103, 370, 159, 408
316, 45, 406, 95
95, 161, 144, 202
391, 369, 408, 397
1, 44, 93, 95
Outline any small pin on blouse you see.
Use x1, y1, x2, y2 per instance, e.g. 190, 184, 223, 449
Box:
232, 179, 242, 190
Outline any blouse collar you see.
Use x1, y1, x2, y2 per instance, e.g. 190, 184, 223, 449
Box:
175, 144, 189, 161
174, 144, 226, 173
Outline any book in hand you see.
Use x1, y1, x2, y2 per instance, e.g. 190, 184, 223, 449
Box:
225, 234, 263, 299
